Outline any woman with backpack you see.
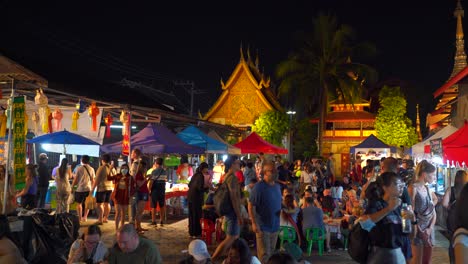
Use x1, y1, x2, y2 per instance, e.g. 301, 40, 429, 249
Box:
442, 170, 468, 263
360, 171, 416, 264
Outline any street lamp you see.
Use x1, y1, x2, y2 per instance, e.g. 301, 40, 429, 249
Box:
286, 110, 296, 162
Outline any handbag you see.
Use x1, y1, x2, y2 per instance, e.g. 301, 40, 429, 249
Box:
85, 195, 96, 210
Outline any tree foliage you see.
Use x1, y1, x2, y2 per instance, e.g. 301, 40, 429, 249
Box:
252, 110, 289, 147
275, 13, 377, 154
293, 118, 318, 160
375, 86, 418, 147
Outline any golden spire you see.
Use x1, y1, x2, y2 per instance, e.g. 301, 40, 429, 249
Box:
416, 104, 423, 141
255, 49, 260, 69
240, 42, 245, 62
451, 0, 467, 77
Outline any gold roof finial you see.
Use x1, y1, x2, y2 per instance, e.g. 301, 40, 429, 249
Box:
255, 49, 260, 69
416, 104, 423, 141
240, 42, 245, 62
451, 0, 467, 78
247, 45, 251, 62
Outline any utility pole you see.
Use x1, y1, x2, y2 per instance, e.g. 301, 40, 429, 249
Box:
173, 81, 206, 117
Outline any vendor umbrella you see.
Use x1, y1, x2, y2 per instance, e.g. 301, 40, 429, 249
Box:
27, 130, 101, 157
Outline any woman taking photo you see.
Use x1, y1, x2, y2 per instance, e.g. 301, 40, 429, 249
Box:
363, 171, 416, 263
108, 163, 135, 232
55, 158, 72, 214
15, 164, 38, 210
408, 160, 437, 264
68, 224, 108, 264
188, 162, 209, 238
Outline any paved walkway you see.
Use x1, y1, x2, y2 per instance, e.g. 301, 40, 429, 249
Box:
79, 213, 450, 264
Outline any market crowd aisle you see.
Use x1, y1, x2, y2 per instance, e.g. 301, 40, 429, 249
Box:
78, 217, 449, 263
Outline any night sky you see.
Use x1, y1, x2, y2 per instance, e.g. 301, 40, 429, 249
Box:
0, 0, 462, 136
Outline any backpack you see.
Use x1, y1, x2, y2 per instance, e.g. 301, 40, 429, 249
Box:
213, 173, 234, 216
347, 221, 370, 264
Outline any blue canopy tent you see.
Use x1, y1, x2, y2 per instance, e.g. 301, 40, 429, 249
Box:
27, 130, 101, 157
176, 125, 229, 154
350, 134, 396, 158
100, 123, 204, 154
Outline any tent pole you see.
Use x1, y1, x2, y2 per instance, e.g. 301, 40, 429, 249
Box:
3, 79, 15, 214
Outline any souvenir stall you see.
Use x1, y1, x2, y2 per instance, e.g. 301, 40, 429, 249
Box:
411, 125, 457, 161
349, 134, 396, 168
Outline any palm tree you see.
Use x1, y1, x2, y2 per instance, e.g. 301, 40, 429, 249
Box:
276, 12, 377, 155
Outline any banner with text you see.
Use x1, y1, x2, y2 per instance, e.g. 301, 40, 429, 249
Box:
13, 96, 26, 185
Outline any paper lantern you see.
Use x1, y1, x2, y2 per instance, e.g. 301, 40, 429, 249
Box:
119, 110, 129, 136
31, 112, 40, 135
48, 111, 53, 133
52, 108, 63, 131
104, 113, 113, 138
71, 111, 80, 131
34, 89, 49, 133
76, 99, 88, 113
88, 102, 100, 132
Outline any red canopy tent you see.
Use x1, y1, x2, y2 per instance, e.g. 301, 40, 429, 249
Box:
234, 132, 288, 154
442, 121, 468, 164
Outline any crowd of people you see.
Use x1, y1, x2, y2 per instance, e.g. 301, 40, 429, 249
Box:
1, 149, 468, 263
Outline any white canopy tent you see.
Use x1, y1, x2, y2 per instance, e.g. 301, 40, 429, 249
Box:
411, 125, 457, 159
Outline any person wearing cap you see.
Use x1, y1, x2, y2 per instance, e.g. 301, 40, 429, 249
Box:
179, 239, 212, 264
37, 153, 51, 208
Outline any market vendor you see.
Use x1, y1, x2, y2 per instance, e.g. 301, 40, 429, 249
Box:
176, 159, 193, 181
15, 164, 38, 210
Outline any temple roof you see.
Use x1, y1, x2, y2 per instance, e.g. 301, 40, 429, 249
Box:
329, 98, 370, 107
203, 48, 282, 121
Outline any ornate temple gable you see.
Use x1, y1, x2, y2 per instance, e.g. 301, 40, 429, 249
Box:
203, 48, 282, 127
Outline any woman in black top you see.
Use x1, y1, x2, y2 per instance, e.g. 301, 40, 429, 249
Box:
364, 172, 416, 264
188, 162, 210, 238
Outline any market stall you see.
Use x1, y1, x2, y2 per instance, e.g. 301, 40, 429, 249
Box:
233, 132, 288, 154
349, 134, 396, 164
411, 124, 457, 160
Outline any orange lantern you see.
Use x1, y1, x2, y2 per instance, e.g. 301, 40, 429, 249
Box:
71, 111, 80, 131
52, 108, 63, 131
104, 113, 113, 138
88, 102, 100, 132
48, 111, 53, 133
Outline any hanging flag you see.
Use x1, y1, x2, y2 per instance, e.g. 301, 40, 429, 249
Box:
12, 96, 26, 186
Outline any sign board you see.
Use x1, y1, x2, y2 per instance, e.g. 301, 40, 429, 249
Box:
430, 138, 443, 158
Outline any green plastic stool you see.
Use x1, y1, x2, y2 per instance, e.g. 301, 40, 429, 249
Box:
305, 227, 325, 256
278, 226, 296, 249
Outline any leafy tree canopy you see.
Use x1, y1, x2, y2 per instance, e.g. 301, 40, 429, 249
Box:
375, 86, 418, 147
252, 110, 289, 147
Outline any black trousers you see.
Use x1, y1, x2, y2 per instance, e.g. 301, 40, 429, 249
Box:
188, 201, 203, 236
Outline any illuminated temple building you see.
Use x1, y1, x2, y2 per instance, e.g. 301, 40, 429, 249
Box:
428, 0, 468, 131
203, 48, 282, 130
310, 99, 376, 177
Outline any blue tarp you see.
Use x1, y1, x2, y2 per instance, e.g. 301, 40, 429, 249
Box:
176, 125, 228, 153
100, 123, 204, 154
350, 134, 396, 153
